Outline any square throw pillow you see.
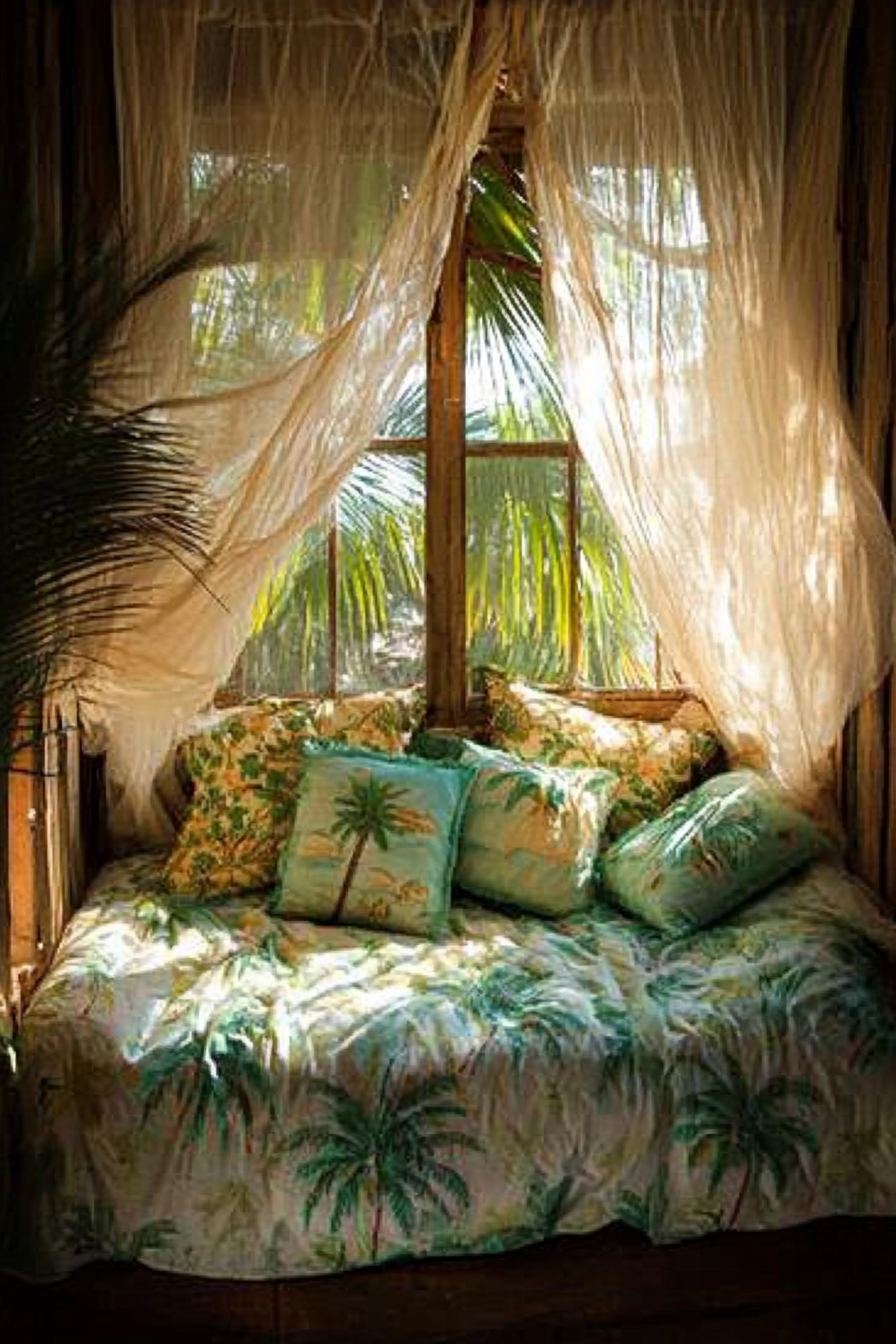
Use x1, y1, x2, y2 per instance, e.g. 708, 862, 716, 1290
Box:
481, 671, 719, 839
164, 700, 319, 896
455, 741, 619, 917
273, 750, 475, 938
314, 687, 426, 752
164, 690, 426, 899
597, 769, 835, 936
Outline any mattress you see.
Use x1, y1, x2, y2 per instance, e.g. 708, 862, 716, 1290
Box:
7, 852, 896, 1280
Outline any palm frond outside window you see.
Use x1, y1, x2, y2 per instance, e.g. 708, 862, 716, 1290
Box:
201, 149, 692, 704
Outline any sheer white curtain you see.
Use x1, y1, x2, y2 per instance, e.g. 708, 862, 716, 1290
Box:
526, 0, 896, 813
79, 0, 506, 845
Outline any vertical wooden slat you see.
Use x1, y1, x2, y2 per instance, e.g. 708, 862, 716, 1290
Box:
8, 717, 40, 983
839, 0, 896, 909
61, 0, 119, 258
0, 1, 62, 1005
33, 732, 52, 967
426, 189, 468, 726
55, 713, 73, 929
42, 705, 73, 955
328, 516, 339, 696
0, 769, 10, 1014
63, 715, 86, 911
567, 448, 581, 682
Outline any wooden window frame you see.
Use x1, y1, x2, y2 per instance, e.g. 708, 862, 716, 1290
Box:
224, 141, 675, 718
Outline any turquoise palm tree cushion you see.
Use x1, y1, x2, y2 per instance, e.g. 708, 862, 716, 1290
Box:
455, 741, 619, 917
272, 751, 475, 938
598, 769, 835, 936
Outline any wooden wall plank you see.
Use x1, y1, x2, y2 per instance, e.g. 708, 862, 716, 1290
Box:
840, 0, 896, 909
8, 723, 40, 986
426, 190, 468, 726
0, 771, 10, 1013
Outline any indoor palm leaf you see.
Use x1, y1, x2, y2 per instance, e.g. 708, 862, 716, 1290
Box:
0, 225, 214, 764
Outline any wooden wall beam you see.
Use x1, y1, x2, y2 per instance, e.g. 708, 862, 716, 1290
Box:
8, 721, 41, 995
840, 0, 896, 910
426, 190, 468, 726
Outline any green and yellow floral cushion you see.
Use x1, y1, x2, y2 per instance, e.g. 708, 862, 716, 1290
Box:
598, 769, 836, 936
481, 672, 719, 839
164, 690, 427, 899
454, 741, 619, 917
272, 749, 475, 938
314, 687, 425, 752
164, 700, 319, 896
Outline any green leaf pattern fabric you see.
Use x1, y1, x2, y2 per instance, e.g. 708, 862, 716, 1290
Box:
599, 770, 836, 935
481, 673, 720, 838
455, 741, 619, 916
6, 852, 896, 1282
164, 691, 425, 898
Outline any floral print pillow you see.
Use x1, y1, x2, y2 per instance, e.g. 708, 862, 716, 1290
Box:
455, 741, 619, 917
314, 687, 426, 752
272, 751, 475, 938
598, 769, 836, 936
164, 701, 319, 896
165, 690, 426, 898
481, 672, 719, 839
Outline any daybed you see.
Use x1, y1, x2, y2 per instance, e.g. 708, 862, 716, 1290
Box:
4, 679, 896, 1343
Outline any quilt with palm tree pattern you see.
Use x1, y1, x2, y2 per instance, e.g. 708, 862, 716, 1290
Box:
7, 851, 896, 1281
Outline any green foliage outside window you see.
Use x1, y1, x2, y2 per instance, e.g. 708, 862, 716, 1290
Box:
194, 154, 660, 696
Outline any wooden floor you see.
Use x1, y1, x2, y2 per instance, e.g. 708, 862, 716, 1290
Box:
4, 1216, 896, 1343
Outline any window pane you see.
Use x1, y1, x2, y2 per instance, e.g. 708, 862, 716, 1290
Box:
577, 468, 656, 688
240, 520, 331, 696
467, 457, 569, 683
337, 453, 425, 691
465, 277, 569, 443
465, 159, 570, 444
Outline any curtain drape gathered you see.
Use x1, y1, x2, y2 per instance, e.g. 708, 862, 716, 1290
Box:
70, 0, 896, 851
79, 0, 507, 844
525, 0, 896, 813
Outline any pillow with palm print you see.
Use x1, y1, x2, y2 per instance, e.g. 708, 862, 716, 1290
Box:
480, 671, 720, 840
165, 690, 426, 899
272, 750, 476, 938
597, 769, 836, 936
454, 741, 619, 917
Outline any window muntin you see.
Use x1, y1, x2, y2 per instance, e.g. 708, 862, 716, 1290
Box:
218, 152, 683, 705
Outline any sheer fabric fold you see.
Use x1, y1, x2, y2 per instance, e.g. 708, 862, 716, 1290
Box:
525, 0, 896, 808
70, 0, 896, 853
80, 0, 506, 844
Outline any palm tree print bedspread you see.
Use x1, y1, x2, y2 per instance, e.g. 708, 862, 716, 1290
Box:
7, 853, 896, 1280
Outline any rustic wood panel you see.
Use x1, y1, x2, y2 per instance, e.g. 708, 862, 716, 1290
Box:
42, 707, 73, 955
5, 1217, 896, 1344
0, 770, 10, 1013
60, 0, 119, 254
840, 0, 896, 911
426, 189, 468, 726
8, 721, 40, 985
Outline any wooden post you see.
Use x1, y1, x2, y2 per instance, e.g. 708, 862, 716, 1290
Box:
839, 0, 896, 910
8, 714, 40, 991
567, 448, 581, 683
0, 768, 10, 1016
426, 189, 468, 725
